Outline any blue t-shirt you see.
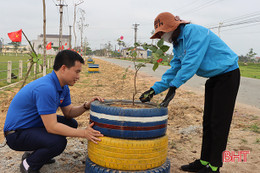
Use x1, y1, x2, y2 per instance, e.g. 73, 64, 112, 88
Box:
4, 71, 71, 131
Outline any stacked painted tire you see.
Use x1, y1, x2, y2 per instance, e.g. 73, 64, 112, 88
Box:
85, 100, 170, 173
88, 64, 99, 73
87, 58, 94, 64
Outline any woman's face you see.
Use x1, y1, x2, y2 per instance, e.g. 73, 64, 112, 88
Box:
161, 31, 174, 43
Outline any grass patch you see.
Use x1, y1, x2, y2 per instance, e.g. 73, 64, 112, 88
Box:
248, 123, 260, 133
0, 54, 54, 88
238, 62, 260, 79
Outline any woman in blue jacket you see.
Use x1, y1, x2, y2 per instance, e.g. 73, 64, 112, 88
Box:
140, 12, 240, 173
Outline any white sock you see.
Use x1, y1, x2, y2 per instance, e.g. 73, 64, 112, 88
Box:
23, 159, 30, 170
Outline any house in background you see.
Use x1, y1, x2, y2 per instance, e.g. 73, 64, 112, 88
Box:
32, 34, 70, 55
121, 47, 149, 58
1, 44, 30, 54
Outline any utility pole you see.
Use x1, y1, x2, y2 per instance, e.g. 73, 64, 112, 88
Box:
69, 25, 72, 49
56, 0, 67, 51
151, 30, 155, 45
132, 23, 140, 45
218, 22, 223, 38
73, 0, 84, 49
42, 0, 47, 76
78, 8, 88, 53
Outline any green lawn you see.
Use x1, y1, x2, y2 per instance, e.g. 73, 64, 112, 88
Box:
0, 54, 53, 87
238, 62, 260, 79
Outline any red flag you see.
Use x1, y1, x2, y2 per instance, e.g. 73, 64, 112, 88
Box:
62, 45, 64, 50
65, 43, 67, 46
120, 36, 124, 40
46, 42, 52, 50
8, 29, 22, 42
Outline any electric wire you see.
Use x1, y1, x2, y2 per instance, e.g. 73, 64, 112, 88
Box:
179, 0, 223, 15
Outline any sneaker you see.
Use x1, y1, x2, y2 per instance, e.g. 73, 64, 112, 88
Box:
20, 161, 40, 173
197, 166, 220, 173
180, 159, 206, 172
22, 152, 55, 164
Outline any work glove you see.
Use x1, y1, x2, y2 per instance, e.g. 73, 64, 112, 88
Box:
159, 86, 177, 107
139, 88, 155, 103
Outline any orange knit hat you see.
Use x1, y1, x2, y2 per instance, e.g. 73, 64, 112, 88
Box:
151, 12, 189, 39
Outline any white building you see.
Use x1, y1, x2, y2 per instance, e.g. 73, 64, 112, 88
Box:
121, 47, 148, 58
32, 34, 71, 55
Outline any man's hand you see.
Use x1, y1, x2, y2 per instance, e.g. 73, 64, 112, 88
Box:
84, 122, 103, 144
84, 96, 104, 110
139, 88, 155, 103
159, 86, 177, 107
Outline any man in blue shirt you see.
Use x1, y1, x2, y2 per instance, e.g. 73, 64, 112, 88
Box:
140, 12, 240, 173
4, 50, 104, 173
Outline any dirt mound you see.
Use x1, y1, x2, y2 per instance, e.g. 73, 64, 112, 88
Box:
0, 58, 259, 173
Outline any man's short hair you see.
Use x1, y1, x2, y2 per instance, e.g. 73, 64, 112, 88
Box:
53, 50, 85, 71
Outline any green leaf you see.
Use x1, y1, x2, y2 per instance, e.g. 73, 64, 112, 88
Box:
128, 47, 134, 51
33, 57, 38, 63
136, 63, 146, 68
37, 59, 43, 65
152, 53, 159, 59
157, 38, 164, 48
156, 49, 164, 56
142, 44, 149, 50
153, 62, 159, 71
160, 45, 170, 52
133, 51, 137, 57
149, 45, 158, 53
134, 42, 140, 47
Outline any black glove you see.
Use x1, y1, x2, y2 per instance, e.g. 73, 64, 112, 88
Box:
159, 86, 177, 107
139, 88, 155, 103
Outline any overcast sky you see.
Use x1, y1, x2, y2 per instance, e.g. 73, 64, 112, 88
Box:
0, 0, 260, 56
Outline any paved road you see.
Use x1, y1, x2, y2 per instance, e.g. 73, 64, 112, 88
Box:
94, 56, 260, 109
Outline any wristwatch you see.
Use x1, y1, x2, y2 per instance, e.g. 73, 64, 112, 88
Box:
83, 102, 90, 110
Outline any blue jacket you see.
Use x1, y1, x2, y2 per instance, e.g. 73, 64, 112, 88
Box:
152, 24, 239, 94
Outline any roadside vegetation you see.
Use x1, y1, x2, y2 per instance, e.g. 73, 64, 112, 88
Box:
0, 53, 53, 88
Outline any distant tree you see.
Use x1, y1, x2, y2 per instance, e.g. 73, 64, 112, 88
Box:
238, 55, 248, 63
239, 48, 257, 63
246, 48, 257, 60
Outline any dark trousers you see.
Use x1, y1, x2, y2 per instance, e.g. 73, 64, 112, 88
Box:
200, 68, 240, 167
5, 115, 78, 170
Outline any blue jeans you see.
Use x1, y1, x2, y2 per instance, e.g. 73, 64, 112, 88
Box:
5, 115, 78, 171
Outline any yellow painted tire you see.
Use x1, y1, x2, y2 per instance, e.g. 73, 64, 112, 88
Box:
88, 135, 168, 171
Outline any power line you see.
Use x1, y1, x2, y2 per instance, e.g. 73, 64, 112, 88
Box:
209, 17, 260, 29
175, 0, 203, 13
221, 22, 260, 32
207, 11, 260, 29
179, 0, 223, 15
223, 11, 260, 23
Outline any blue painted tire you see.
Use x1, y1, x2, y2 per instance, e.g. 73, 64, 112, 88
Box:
85, 156, 171, 173
90, 100, 168, 139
